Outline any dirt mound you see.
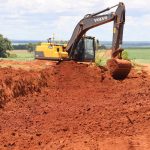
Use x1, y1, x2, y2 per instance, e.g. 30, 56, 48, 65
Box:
0, 61, 150, 150
0, 66, 54, 107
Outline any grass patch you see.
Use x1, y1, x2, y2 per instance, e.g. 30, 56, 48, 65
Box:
1, 50, 34, 61
95, 50, 110, 66
125, 48, 150, 64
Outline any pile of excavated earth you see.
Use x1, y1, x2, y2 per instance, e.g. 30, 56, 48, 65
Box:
0, 60, 150, 150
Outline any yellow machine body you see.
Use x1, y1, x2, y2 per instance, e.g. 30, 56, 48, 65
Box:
35, 43, 69, 60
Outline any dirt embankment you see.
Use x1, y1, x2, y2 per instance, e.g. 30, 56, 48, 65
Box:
0, 67, 53, 107
0, 61, 150, 150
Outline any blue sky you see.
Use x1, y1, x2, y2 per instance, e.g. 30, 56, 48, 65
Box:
0, 0, 150, 41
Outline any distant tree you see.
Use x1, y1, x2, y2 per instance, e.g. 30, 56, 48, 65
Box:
96, 39, 100, 45
96, 39, 100, 50
27, 43, 35, 52
99, 44, 107, 49
27, 42, 41, 53
36, 42, 41, 46
0, 34, 13, 57
13, 44, 28, 50
12, 42, 41, 52
96, 39, 107, 50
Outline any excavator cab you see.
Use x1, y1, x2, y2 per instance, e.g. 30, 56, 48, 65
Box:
73, 36, 96, 62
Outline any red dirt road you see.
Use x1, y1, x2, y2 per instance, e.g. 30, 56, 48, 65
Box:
0, 61, 150, 150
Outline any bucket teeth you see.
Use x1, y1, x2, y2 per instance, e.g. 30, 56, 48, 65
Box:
107, 58, 132, 80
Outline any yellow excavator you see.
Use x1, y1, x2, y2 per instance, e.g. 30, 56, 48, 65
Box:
35, 2, 131, 80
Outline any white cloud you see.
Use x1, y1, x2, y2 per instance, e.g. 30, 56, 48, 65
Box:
1, 0, 103, 14
0, 0, 150, 40
103, 0, 150, 10
50, 16, 81, 40
127, 15, 150, 27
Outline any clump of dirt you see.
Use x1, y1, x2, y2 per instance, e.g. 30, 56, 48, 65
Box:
0, 61, 150, 150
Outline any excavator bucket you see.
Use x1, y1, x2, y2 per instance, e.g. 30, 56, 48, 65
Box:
107, 58, 132, 80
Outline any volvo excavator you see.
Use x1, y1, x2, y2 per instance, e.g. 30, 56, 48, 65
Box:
35, 2, 131, 80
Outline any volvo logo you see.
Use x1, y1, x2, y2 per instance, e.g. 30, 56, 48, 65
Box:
94, 16, 108, 23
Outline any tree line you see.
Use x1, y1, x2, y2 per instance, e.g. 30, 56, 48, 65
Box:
13, 42, 41, 52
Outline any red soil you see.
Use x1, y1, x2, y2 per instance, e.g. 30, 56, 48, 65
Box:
0, 61, 150, 150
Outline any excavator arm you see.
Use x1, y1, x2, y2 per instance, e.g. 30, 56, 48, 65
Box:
66, 2, 125, 59
112, 2, 125, 58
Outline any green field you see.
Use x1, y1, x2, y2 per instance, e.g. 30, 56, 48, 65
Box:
96, 48, 150, 66
1, 50, 34, 61
126, 48, 150, 64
